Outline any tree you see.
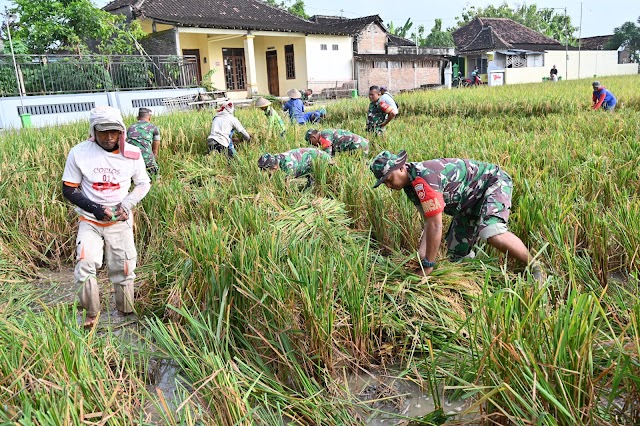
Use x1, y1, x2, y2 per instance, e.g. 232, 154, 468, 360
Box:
422, 19, 455, 48
607, 17, 640, 62
264, 0, 309, 19
387, 18, 413, 38
452, 2, 577, 45
9, 0, 145, 55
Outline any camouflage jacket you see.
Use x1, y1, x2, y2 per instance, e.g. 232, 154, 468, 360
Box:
277, 148, 331, 178
126, 121, 160, 171
317, 129, 369, 155
366, 99, 393, 133
402, 159, 508, 217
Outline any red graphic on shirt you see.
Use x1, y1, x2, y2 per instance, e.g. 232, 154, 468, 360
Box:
412, 177, 444, 218
92, 182, 121, 191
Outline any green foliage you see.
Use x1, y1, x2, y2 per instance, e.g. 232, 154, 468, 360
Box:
388, 18, 414, 38
9, 0, 145, 54
452, 2, 577, 45
412, 19, 455, 48
264, 0, 308, 19
608, 17, 640, 62
200, 68, 218, 92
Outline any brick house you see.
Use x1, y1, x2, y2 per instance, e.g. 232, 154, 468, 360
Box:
105, 0, 355, 99
579, 35, 632, 64
310, 15, 453, 95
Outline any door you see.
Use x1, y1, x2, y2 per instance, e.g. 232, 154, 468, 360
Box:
266, 50, 279, 96
182, 49, 202, 84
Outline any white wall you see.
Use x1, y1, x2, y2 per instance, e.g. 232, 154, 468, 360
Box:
0, 88, 202, 129
305, 35, 354, 83
505, 50, 638, 84
253, 35, 308, 96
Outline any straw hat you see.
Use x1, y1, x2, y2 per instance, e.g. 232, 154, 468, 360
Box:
287, 88, 301, 99
255, 97, 271, 108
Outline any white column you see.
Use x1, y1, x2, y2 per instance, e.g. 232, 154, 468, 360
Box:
243, 34, 258, 98
444, 61, 452, 89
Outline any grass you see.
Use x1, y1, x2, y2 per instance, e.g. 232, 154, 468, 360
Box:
1, 75, 640, 424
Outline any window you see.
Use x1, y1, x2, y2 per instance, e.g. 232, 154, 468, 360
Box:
285, 44, 295, 79
320, 44, 327, 51
332, 44, 339, 51
373, 61, 388, 68
222, 48, 247, 90
475, 57, 488, 73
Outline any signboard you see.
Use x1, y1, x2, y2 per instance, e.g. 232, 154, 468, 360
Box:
489, 71, 504, 86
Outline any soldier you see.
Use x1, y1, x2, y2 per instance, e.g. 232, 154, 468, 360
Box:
369, 150, 544, 281
126, 107, 161, 177
257, 147, 332, 188
305, 128, 369, 156
366, 85, 396, 135
255, 97, 287, 138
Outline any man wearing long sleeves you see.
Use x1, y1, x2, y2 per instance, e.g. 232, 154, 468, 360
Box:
591, 81, 617, 111
62, 106, 151, 328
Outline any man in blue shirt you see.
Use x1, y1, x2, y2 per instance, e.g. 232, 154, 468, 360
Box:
591, 81, 616, 112
283, 89, 325, 124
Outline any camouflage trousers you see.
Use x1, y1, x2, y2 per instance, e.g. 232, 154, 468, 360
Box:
445, 170, 513, 259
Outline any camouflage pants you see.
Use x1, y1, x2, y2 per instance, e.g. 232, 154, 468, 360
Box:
445, 170, 513, 259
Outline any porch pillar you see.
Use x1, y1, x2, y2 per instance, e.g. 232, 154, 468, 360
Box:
243, 34, 258, 98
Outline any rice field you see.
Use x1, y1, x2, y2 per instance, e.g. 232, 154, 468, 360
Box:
1, 75, 640, 425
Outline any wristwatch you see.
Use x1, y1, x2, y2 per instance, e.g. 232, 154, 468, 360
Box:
421, 258, 436, 268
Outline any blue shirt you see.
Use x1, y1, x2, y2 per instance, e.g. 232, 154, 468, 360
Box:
283, 99, 307, 124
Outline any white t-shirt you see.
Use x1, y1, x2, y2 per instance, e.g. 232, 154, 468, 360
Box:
380, 93, 399, 115
208, 110, 249, 148
62, 140, 150, 219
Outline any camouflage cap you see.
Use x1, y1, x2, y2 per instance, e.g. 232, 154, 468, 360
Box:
304, 128, 317, 142
370, 150, 407, 188
258, 153, 278, 169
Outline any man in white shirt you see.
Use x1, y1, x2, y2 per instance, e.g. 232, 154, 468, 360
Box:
379, 86, 399, 115
62, 106, 151, 328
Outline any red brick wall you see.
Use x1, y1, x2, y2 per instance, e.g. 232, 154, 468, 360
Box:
356, 23, 387, 54
356, 64, 440, 94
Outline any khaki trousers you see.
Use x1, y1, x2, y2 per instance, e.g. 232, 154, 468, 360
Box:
75, 217, 137, 317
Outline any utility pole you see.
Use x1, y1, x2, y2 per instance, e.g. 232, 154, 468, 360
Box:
578, 2, 582, 78
4, 6, 24, 108
564, 7, 568, 81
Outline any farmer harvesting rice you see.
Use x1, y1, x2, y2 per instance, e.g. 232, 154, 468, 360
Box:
283, 89, 325, 124
366, 85, 397, 135
62, 106, 151, 328
591, 81, 617, 112
207, 100, 251, 158
126, 107, 161, 177
258, 147, 332, 188
369, 150, 544, 281
305, 128, 370, 156
255, 97, 287, 138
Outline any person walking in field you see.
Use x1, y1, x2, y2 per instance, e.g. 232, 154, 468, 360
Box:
366, 85, 397, 135
283, 89, 326, 124
591, 81, 617, 112
126, 108, 161, 177
369, 150, 544, 281
255, 97, 287, 138
207, 100, 251, 158
62, 106, 151, 328
305, 128, 369, 156
257, 147, 332, 188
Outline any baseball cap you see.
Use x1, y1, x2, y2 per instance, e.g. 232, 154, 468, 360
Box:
380, 86, 388, 91
304, 128, 317, 142
94, 122, 125, 132
258, 153, 278, 169
592, 81, 601, 88
370, 150, 407, 188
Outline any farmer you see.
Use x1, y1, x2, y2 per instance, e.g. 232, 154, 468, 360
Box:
369, 150, 544, 281
255, 97, 287, 137
62, 106, 151, 328
366, 85, 397, 135
207, 100, 251, 158
549, 65, 558, 82
257, 147, 332, 188
305, 128, 369, 156
283, 89, 325, 124
380, 85, 399, 117
591, 81, 617, 112
126, 107, 161, 177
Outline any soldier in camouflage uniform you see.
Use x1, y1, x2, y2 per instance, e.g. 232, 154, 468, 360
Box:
370, 150, 544, 281
258, 147, 332, 188
366, 85, 397, 135
305, 128, 369, 156
126, 108, 160, 176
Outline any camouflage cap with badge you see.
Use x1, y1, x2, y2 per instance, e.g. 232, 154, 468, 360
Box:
304, 128, 317, 142
258, 153, 279, 169
369, 150, 407, 188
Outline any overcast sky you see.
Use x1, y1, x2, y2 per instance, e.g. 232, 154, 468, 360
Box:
0, 0, 636, 39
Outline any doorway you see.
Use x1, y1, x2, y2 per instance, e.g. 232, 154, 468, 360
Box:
182, 49, 202, 84
266, 50, 279, 96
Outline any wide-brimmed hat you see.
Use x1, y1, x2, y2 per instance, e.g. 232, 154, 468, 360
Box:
287, 88, 301, 99
304, 128, 318, 142
592, 81, 602, 88
258, 153, 278, 169
370, 150, 407, 188
255, 97, 271, 108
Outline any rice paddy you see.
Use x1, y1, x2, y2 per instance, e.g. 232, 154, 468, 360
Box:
1, 75, 640, 425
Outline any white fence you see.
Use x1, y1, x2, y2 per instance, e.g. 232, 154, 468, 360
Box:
0, 87, 203, 129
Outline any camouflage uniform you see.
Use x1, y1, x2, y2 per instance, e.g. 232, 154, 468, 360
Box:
126, 121, 160, 175
263, 105, 287, 137
401, 159, 513, 259
366, 99, 393, 134
314, 129, 370, 156
276, 148, 331, 178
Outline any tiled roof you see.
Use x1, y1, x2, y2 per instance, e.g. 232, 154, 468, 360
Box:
387, 33, 415, 47
309, 15, 384, 36
453, 17, 562, 53
580, 35, 615, 50
104, 0, 350, 35
354, 54, 442, 61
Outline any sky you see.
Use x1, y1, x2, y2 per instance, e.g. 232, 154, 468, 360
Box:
0, 0, 636, 39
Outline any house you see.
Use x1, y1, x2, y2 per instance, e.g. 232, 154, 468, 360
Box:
452, 17, 637, 85
105, 0, 355, 99
309, 15, 453, 95
579, 35, 632, 64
